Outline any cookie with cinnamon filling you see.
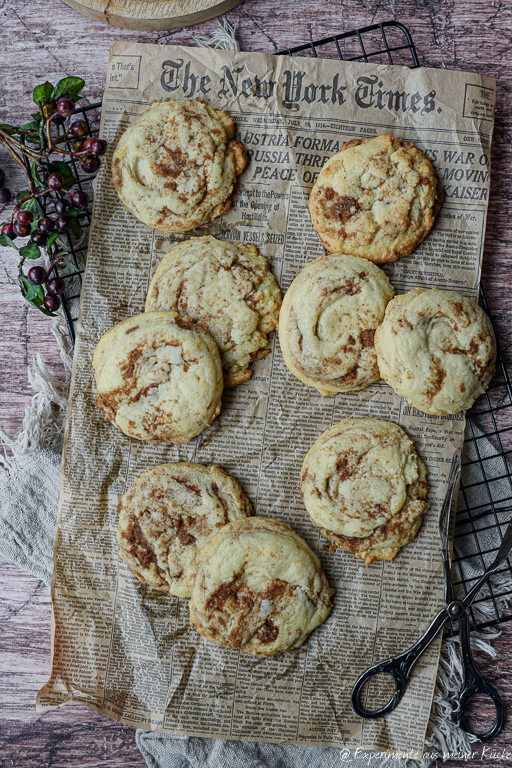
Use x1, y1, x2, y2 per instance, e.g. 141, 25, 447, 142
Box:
146, 236, 281, 387
279, 254, 394, 394
301, 418, 428, 564
93, 311, 223, 443
375, 288, 496, 415
186, 517, 334, 655
112, 99, 248, 232
117, 462, 252, 598
308, 134, 443, 263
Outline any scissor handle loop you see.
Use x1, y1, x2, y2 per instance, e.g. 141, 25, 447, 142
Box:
351, 662, 406, 718
456, 612, 504, 742
458, 680, 504, 742
351, 609, 448, 720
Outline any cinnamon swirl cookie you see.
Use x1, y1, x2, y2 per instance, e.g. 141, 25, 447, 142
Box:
145, 236, 282, 387
308, 134, 443, 263
117, 462, 252, 598
186, 517, 334, 656
279, 254, 394, 394
93, 311, 223, 443
112, 99, 248, 232
375, 288, 496, 415
301, 418, 429, 564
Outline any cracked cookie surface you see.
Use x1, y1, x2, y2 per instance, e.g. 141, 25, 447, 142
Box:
301, 418, 428, 564
93, 311, 223, 443
186, 517, 334, 655
279, 254, 394, 394
375, 288, 496, 415
308, 134, 443, 263
117, 462, 252, 598
145, 236, 282, 387
112, 99, 248, 232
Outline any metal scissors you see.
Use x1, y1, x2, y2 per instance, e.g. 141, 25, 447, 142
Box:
351, 447, 511, 742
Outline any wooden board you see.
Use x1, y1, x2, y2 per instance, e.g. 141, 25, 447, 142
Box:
60, 0, 244, 30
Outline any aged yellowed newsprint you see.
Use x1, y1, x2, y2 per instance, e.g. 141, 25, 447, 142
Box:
37, 43, 495, 754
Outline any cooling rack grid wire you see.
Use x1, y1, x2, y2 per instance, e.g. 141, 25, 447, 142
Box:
36, 21, 511, 633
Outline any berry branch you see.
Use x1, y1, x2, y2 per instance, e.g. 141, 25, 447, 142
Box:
0, 77, 106, 316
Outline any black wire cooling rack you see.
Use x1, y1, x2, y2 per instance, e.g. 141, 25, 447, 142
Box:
50, 21, 512, 633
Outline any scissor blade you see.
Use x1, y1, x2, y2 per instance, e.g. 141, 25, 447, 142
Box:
439, 448, 462, 550
492, 519, 512, 568
463, 516, 512, 609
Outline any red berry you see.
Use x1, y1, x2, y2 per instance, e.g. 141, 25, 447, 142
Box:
44, 294, 61, 312
47, 277, 65, 295
13, 220, 31, 237
70, 120, 88, 138
0, 187, 11, 205
17, 210, 33, 226
47, 173, 64, 191
80, 154, 99, 174
1, 223, 16, 240
88, 138, 107, 157
55, 199, 71, 215
71, 191, 89, 209
38, 217, 54, 233
27, 266, 47, 285
56, 215, 70, 232
30, 231, 47, 246
57, 98, 75, 118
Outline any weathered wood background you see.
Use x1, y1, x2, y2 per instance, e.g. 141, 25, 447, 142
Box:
1, 0, 512, 765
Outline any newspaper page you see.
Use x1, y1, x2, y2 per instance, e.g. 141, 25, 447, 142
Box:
37, 43, 495, 755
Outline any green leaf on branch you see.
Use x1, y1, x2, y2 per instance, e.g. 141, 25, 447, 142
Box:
69, 216, 82, 239
53, 77, 85, 100
47, 231, 59, 250
19, 275, 43, 303
31, 112, 43, 122
17, 190, 30, 202
60, 257, 76, 271
19, 121, 40, 132
0, 123, 15, 136
0, 233, 18, 249
48, 161, 75, 190
19, 242, 41, 260
19, 275, 55, 315
20, 197, 40, 214
33, 82, 53, 105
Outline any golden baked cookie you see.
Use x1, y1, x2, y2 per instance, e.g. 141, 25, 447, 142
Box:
278, 254, 394, 394
117, 462, 252, 598
145, 236, 282, 387
301, 418, 428, 564
93, 311, 223, 443
112, 100, 248, 232
375, 288, 496, 415
308, 134, 443, 263
186, 517, 334, 656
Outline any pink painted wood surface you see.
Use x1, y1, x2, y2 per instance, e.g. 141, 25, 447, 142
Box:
1, 0, 512, 765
